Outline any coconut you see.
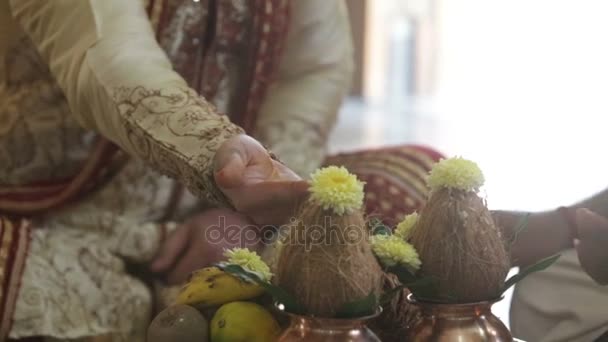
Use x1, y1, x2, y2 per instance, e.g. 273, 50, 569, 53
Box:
276, 166, 383, 317
276, 202, 383, 317
410, 157, 510, 303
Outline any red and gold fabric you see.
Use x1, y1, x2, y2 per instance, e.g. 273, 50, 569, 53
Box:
326, 145, 443, 226
0, 219, 30, 340
0, 140, 124, 217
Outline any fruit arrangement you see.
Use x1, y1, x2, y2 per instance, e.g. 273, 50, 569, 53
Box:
148, 248, 281, 342
148, 166, 387, 341
148, 160, 559, 342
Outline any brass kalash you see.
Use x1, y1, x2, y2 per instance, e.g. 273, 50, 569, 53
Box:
405, 294, 526, 342
276, 305, 382, 342
276, 298, 527, 342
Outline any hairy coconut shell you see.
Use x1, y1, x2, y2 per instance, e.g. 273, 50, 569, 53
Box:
410, 189, 510, 302
276, 204, 383, 317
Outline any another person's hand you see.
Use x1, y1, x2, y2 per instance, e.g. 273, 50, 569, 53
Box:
148, 208, 261, 285
574, 208, 608, 285
214, 134, 309, 226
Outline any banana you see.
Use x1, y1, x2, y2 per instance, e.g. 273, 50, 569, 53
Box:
174, 267, 264, 308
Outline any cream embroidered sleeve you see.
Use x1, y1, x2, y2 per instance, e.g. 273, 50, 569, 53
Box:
255, 0, 354, 177
8, 0, 243, 205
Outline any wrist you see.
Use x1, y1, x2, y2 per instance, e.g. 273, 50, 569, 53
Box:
497, 209, 574, 267
492, 210, 530, 240
543, 208, 576, 249
557, 206, 579, 241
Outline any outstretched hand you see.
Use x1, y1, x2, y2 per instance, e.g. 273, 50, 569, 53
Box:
574, 208, 608, 285
148, 209, 262, 285
214, 135, 309, 226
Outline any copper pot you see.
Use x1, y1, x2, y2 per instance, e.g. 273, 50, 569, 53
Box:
406, 294, 516, 342
277, 306, 382, 342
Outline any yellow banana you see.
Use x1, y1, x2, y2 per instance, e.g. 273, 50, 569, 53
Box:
174, 267, 264, 308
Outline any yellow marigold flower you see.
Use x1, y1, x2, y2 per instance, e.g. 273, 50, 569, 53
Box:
427, 157, 484, 192
309, 166, 365, 215
224, 248, 273, 282
371, 235, 421, 270
395, 212, 418, 239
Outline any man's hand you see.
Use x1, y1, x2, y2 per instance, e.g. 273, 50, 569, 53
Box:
148, 208, 261, 285
575, 208, 608, 285
214, 135, 309, 226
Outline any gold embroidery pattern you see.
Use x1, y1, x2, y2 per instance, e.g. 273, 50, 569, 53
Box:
112, 86, 243, 205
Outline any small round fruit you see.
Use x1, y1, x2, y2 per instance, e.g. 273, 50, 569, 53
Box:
147, 304, 209, 342
211, 301, 280, 342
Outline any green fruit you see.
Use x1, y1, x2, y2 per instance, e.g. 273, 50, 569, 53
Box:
147, 304, 209, 342
211, 302, 280, 342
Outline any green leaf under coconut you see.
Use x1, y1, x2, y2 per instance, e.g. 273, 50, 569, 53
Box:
501, 254, 560, 296
220, 264, 305, 314
335, 292, 378, 319
387, 265, 448, 302
216, 262, 263, 283
369, 218, 392, 236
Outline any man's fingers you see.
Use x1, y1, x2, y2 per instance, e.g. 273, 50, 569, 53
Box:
575, 241, 608, 285
575, 208, 608, 285
166, 246, 202, 285
233, 180, 309, 210
252, 179, 309, 198
576, 208, 608, 241
230, 180, 310, 225
149, 226, 191, 273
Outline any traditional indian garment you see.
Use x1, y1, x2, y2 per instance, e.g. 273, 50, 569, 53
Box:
510, 249, 608, 342
0, 0, 441, 340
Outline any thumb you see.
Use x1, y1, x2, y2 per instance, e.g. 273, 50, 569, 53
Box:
149, 226, 191, 273
231, 180, 310, 213
215, 149, 247, 190
576, 208, 608, 241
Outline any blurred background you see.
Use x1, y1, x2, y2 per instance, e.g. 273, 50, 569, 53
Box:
333, 0, 608, 212
332, 0, 608, 325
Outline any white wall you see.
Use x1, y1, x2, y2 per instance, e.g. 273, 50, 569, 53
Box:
435, 0, 608, 211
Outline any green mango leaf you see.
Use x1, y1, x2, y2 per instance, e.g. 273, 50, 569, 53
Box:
406, 277, 445, 301
370, 218, 392, 236
501, 254, 560, 295
373, 225, 392, 236
335, 292, 378, 319
220, 264, 305, 315
387, 265, 452, 302
388, 265, 417, 284
217, 263, 262, 283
